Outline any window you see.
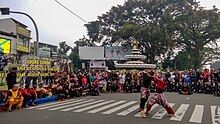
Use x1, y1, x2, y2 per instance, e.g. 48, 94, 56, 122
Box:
18, 35, 29, 48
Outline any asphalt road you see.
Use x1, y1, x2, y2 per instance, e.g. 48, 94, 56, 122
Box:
0, 92, 219, 124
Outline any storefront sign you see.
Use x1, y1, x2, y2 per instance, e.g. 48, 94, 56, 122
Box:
17, 45, 29, 53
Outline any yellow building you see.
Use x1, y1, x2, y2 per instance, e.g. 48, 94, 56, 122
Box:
0, 18, 31, 57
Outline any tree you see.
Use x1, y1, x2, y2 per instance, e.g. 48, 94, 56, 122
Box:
81, 0, 220, 69
175, 6, 220, 69
68, 47, 82, 71
58, 41, 71, 59
84, 0, 186, 63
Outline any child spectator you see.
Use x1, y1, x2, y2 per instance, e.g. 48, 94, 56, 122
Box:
118, 73, 125, 92
103, 79, 107, 93
184, 75, 191, 85
98, 79, 104, 93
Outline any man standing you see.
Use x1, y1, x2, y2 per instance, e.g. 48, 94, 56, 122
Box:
138, 71, 154, 118
6, 67, 17, 90
145, 75, 175, 117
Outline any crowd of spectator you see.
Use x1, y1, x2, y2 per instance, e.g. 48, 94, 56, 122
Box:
1, 67, 220, 112
49, 68, 220, 99
164, 68, 220, 96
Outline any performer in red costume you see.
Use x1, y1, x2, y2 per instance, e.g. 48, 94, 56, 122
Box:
145, 74, 175, 117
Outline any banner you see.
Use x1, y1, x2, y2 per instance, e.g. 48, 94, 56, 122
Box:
17, 66, 58, 71
105, 46, 132, 60
0, 58, 58, 77
26, 59, 51, 65
0, 38, 11, 54
0, 72, 55, 77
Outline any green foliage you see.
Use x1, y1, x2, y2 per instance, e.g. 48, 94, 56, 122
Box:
106, 60, 116, 70
69, 46, 82, 70
58, 41, 71, 58
175, 5, 220, 69
80, 0, 220, 69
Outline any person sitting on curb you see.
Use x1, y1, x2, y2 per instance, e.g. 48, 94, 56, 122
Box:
5, 84, 24, 112
20, 84, 37, 108
36, 83, 52, 98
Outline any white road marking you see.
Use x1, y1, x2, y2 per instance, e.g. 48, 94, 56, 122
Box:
117, 104, 139, 116
102, 101, 137, 114
50, 100, 104, 111
86, 101, 126, 113
73, 100, 115, 113
26, 99, 77, 109
152, 103, 175, 119
211, 106, 220, 124
189, 105, 204, 123
170, 104, 189, 121
134, 104, 159, 117
37, 99, 91, 110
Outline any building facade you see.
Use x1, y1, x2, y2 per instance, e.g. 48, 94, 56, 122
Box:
0, 18, 31, 57
32, 41, 58, 59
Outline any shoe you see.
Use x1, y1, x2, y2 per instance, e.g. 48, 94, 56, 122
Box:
16, 106, 22, 110
6, 109, 12, 112
170, 113, 176, 117
140, 110, 146, 118
25, 104, 29, 108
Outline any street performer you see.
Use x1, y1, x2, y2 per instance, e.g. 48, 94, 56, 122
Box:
145, 74, 175, 117
138, 70, 154, 118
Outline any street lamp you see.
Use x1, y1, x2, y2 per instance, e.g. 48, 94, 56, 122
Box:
0, 7, 39, 58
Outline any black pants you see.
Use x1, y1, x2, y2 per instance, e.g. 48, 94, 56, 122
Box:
7, 83, 14, 90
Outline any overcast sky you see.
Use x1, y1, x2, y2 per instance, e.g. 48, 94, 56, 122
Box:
0, 0, 220, 47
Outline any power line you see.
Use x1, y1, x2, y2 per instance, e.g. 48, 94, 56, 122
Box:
54, 0, 88, 23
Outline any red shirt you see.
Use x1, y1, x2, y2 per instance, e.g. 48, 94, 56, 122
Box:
82, 77, 88, 85
155, 77, 167, 90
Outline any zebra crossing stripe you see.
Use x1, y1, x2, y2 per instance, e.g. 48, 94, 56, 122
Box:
189, 105, 204, 123
49, 99, 104, 111
86, 101, 126, 113
58, 100, 105, 111
27, 98, 76, 109
117, 104, 139, 116
27, 97, 218, 124
102, 101, 137, 114
211, 106, 220, 124
170, 104, 189, 121
37, 99, 91, 110
73, 100, 115, 113
134, 104, 159, 117
152, 103, 175, 119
